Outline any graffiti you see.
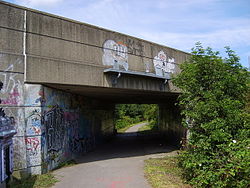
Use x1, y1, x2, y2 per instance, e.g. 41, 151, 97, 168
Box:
26, 109, 41, 136
25, 85, 46, 106
153, 50, 175, 77
1, 88, 20, 105
65, 112, 85, 153
0, 54, 23, 105
102, 40, 129, 71
25, 137, 40, 155
127, 38, 144, 56
43, 105, 65, 153
0, 81, 16, 134
68, 118, 81, 153
0, 82, 17, 181
25, 136, 41, 167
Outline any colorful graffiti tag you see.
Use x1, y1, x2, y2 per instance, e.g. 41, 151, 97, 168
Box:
153, 50, 175, 77
26, 109, 41, 136
102, 40, 129, 71
25, 137, 40, 156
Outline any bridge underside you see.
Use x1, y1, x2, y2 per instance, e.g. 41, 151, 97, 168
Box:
5, 83, 185, 176
44, 83, 180, 104
0, 1, 188, 178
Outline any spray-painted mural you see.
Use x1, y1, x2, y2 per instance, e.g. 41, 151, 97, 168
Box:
44, 106, 65, 153
39, 87, 101, 172
25, 136, 41, 168
153, 51, 175, 77
0, 52, 114, 174
102, 40, 129, 71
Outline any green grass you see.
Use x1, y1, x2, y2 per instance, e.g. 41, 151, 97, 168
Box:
144, 155, 191, 188
117, 121, 147, 133
9, 160, 77, 188
8, 173, 58, 188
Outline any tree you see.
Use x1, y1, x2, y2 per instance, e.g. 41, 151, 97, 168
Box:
173, 42, 250, 187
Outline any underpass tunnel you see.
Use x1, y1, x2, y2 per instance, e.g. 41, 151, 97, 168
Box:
0, 1, 191, 177
33, 83, 186, 173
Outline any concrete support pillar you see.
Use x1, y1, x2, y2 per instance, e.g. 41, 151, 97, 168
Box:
158, 99, 186, 146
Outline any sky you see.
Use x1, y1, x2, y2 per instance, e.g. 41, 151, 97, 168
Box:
4, 0, 250, 68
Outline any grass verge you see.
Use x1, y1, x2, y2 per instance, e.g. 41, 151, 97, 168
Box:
9, 160, 77, 188
8, 173, 58, 188
144, 155, 191, 188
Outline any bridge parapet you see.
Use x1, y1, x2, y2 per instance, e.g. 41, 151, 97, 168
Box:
0, 1, 189, 93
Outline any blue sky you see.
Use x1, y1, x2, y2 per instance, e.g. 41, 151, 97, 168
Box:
5, 0, 250, 68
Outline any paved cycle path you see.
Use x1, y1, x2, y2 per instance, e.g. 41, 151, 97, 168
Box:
53, 123, 176, 188
125, 122, 148, 133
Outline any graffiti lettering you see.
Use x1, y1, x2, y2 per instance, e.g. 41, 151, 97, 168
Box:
153, 50, 175, 77
25, 137, 40, 155
127, 38, 144, 56
1, 88, 20, 105
26, 109, 41, 136
43, 105, 65, 153
102, 40, 129, 71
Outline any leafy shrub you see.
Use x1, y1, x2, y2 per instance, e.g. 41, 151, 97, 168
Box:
173, 43, 250, 187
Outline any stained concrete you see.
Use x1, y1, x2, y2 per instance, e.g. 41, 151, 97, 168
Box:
52, 132, 176, 188
0, 1, 190, 93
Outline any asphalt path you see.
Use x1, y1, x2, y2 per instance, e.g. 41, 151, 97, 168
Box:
53, 123, 176, 188
125, 122, 149, 133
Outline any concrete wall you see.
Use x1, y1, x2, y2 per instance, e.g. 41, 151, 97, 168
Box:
0, 1, 189, 94
10, 83, 114, 175
0, 2, 27, 176
158, 99, 186, 145
0, 1, 185, 176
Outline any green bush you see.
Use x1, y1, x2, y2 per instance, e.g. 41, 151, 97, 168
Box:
173, 43, 250, 187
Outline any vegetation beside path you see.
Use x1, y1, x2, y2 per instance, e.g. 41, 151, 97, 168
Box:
144, 153, 191, 188
8, 173, 58, 188
115, 104, 158, 132
173, 44, 249, 187
8, 160, 77, 188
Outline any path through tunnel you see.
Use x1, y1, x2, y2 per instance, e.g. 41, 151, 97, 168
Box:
45, 82, 187, 144
22, 83, 186, 176
43, 83, 186, 167
52, 111, 181, 188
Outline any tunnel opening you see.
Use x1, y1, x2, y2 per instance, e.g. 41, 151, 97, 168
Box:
72, 101, 185, 168
6, 83, 187, 175
114, 104, 159, 135
38, 84, 187, 171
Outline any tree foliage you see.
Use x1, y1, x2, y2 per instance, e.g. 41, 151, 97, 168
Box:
173, 43, 250, 187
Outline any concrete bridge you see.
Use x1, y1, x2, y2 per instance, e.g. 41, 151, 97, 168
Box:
0, 1, 189, 176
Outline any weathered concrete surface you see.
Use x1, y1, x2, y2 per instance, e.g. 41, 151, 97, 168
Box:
0, 1, 185, 177
125, 122, 148, 133
159, 100, 186, 145
0, 1, 189, 95
52, 133, 176, 188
